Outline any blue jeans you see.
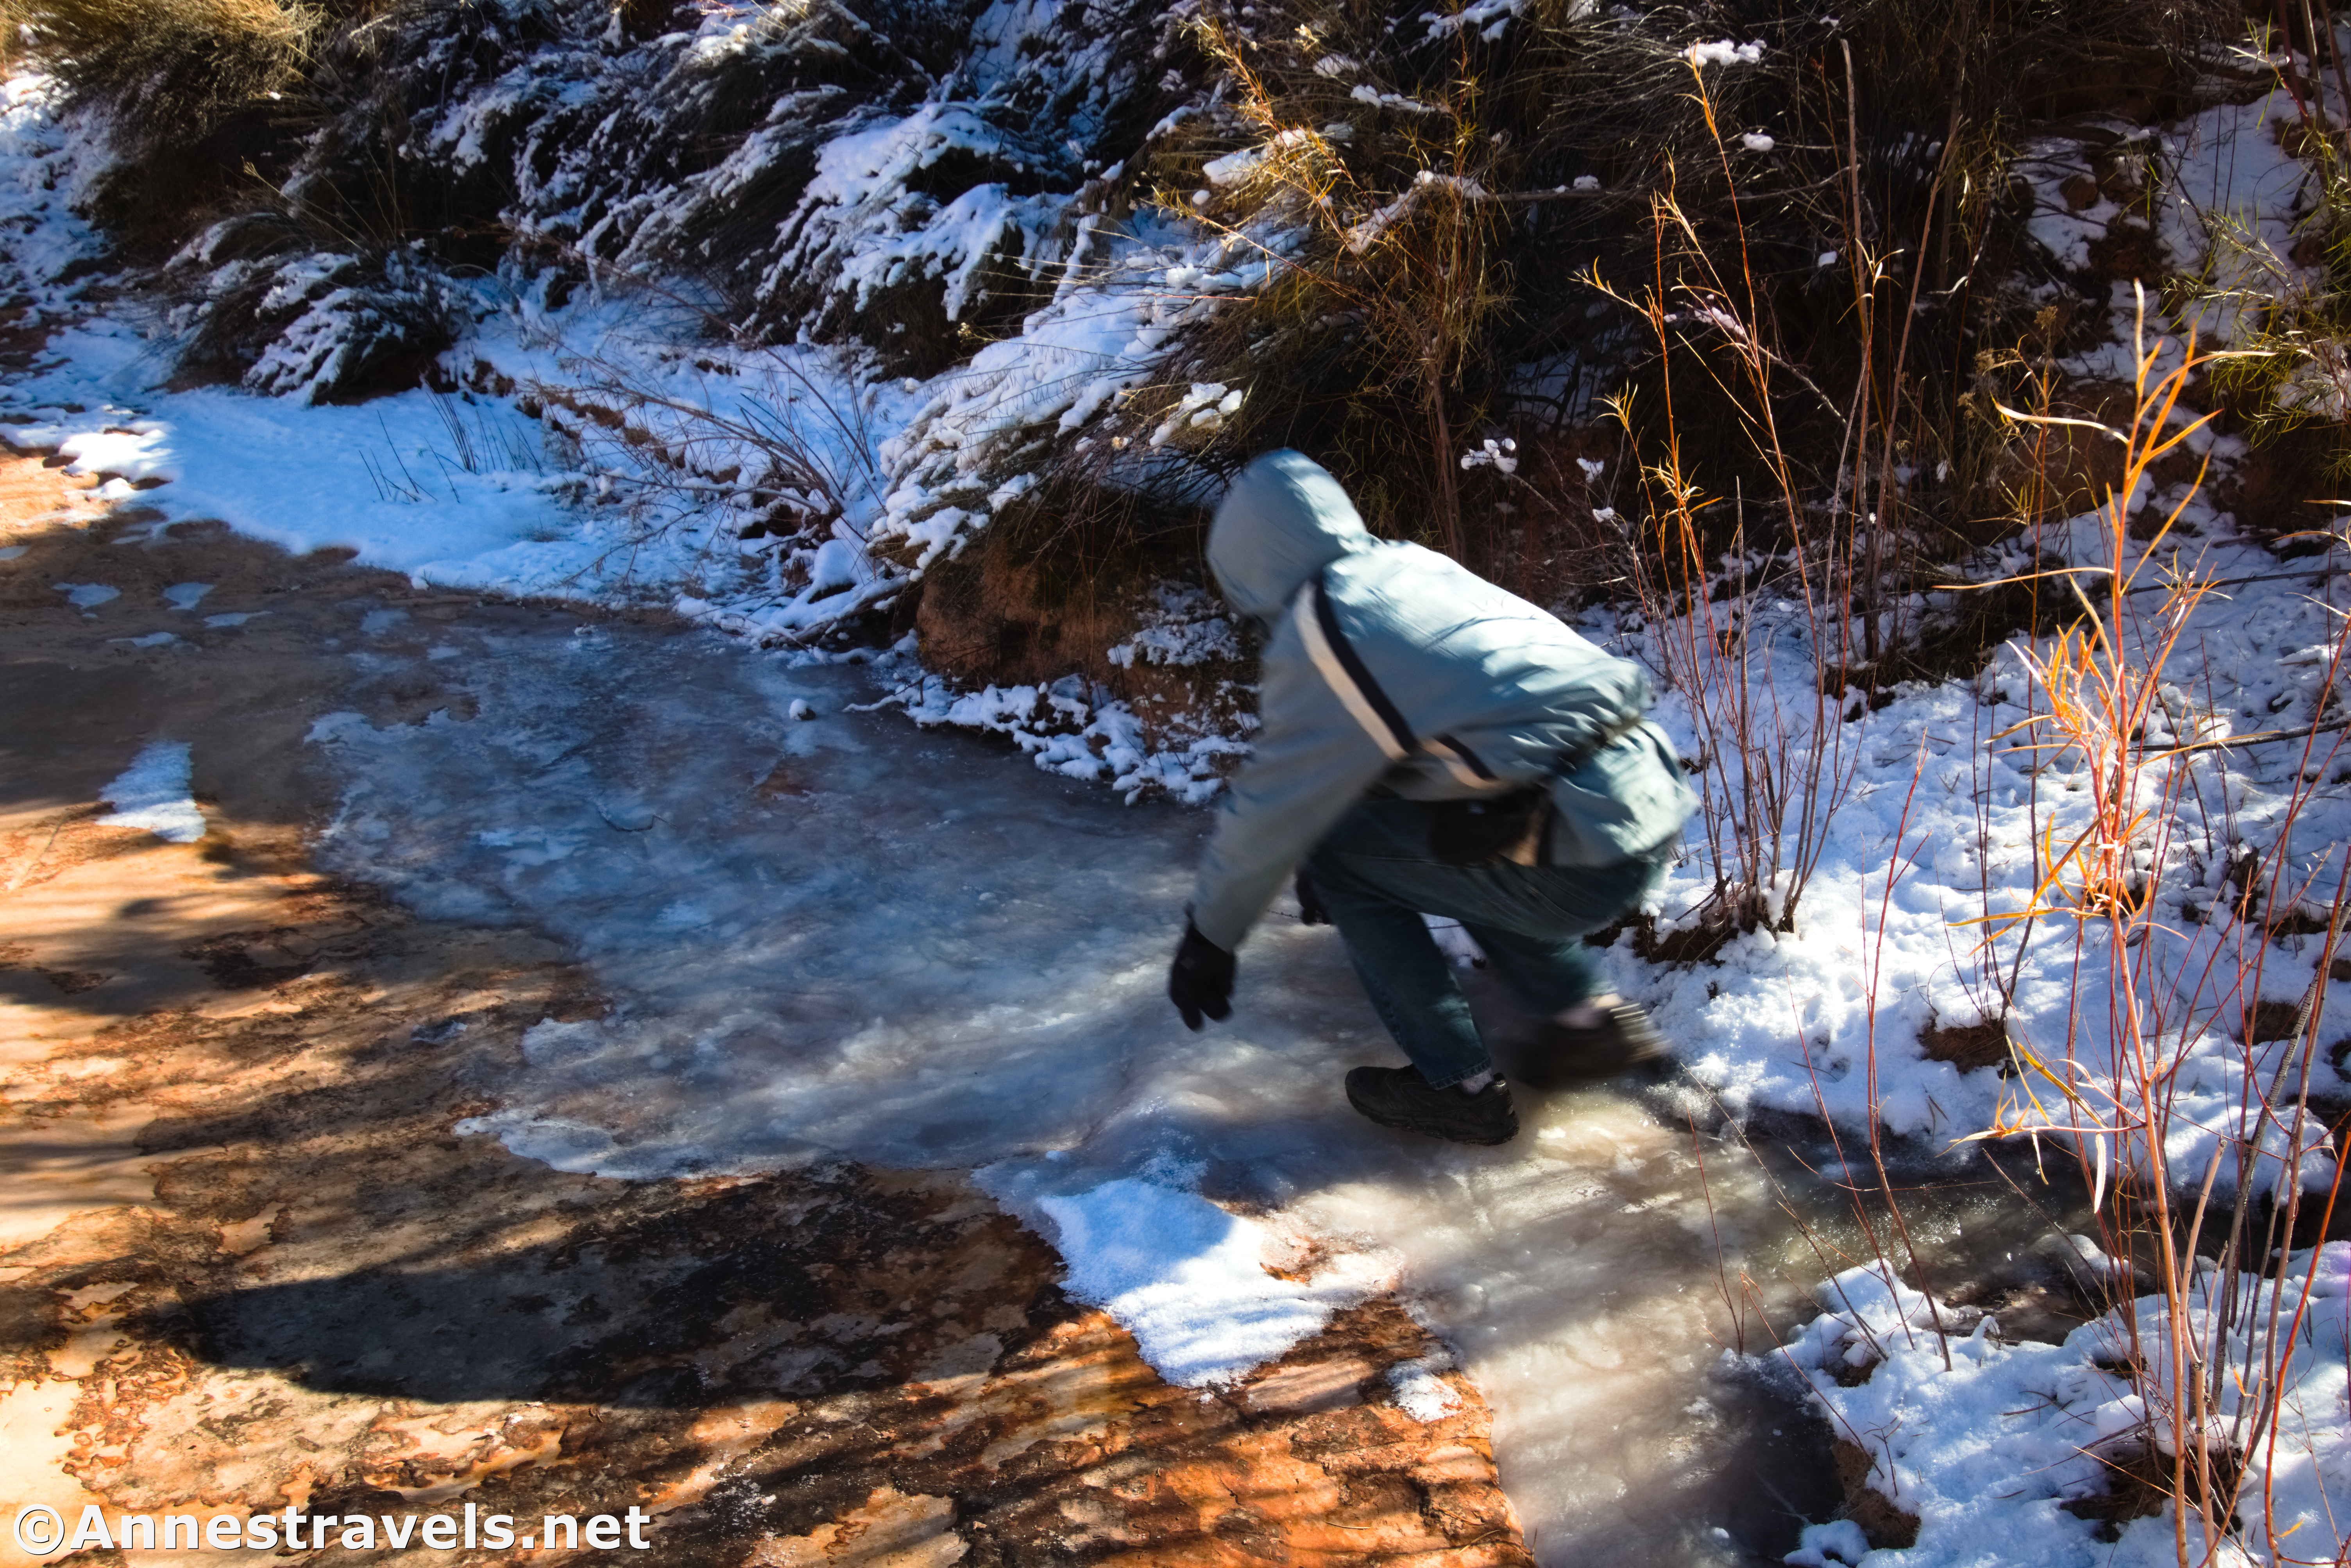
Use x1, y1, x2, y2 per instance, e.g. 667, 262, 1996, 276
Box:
1305, 797, 1666, 1088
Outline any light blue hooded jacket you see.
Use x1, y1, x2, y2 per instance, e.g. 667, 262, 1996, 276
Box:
1188, 449, 1695, 950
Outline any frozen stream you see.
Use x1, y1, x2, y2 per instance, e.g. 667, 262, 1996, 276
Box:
311, 610, 2063, 1564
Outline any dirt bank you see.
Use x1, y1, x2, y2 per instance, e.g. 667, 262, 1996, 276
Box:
0, 453, 1534, 1566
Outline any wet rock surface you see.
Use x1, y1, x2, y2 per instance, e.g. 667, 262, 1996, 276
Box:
0, 454, 1533, 1566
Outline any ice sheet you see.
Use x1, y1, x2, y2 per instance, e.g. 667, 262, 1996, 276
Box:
303, 616, 2036, 1564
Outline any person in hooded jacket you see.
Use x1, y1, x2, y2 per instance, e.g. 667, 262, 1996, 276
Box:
1166, 449, 1696, 1145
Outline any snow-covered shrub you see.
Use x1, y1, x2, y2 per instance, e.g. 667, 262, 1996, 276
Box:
524, 337, 909, 629
172, 233, 458, 402
330, 0, 1184, 363
875, 657, 1249, 803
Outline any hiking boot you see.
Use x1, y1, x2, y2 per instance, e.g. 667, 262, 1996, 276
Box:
1344, 1065, 1519, 1146
1519, 1002, 1668, 1088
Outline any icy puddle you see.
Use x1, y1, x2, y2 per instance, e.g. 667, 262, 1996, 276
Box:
309, 615, 2050, 1564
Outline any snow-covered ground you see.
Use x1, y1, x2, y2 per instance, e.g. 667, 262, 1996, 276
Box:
1775, 1247, 2351, 1568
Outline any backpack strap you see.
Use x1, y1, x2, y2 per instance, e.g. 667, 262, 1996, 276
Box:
1291, 574, 1414, 760
1292, 574, 1523, 792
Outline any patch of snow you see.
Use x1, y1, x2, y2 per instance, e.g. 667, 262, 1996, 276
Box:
1105, 584, 1243, 670
54, 582, 117, 609
56, 423, 175, 485
1349, 82, 1447, 116
1684, 40, 1764, 66
1460, 437, 1518, 474
1425, 0, 1524, 41
161, 582, 212, 610
8, 322, 593, 594
807, 538, 861, 594
1784, 1518, 1870, 1567
97, 740, 204, 843
1345, 172, 1490, 254
762, 103, 1072, 326
1770, 1250, 2351, 1564
1387, 1352, 1464, 1421
874, 654, 1244, 802
1009, 1174, 1385, 1387
0, 73, 111, 317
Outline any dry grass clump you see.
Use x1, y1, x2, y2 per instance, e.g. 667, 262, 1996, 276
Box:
0, 0, 353, 254
2196, 132, 2351, 499
2, 0, 320, 152
1092, 0, 1685, 559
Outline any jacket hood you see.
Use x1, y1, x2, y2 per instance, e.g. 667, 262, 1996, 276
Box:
1208, 449, 1372, 622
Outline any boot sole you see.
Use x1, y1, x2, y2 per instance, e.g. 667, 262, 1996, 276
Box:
1344, 1079, 1519, 1146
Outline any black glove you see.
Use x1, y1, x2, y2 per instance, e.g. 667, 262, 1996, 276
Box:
1168, 919, 1235, 1031
1295, 866, 1329, 926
